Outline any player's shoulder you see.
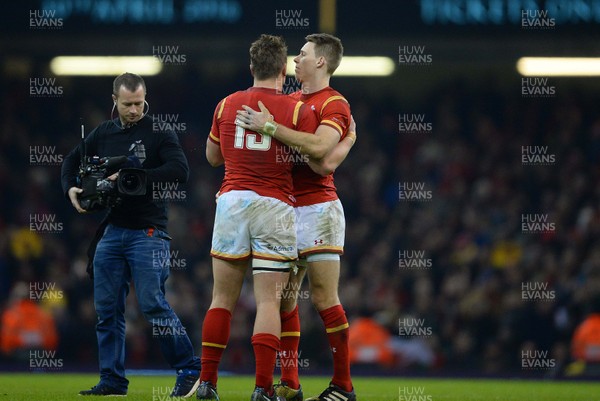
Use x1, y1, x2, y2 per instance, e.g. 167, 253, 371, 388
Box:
265, 93, 304, 114
214, 92, 241, 119
289, 91, 303, 101
220, 89, 257, 105
322, 87, 349, 104
323, 86, 346, 98
317, 88, 350, 116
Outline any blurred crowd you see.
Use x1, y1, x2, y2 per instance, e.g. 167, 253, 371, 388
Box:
1, 71, 600, 376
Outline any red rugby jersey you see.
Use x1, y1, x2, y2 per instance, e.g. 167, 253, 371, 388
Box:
209, 87, 318, 205
290, 87, 351, 206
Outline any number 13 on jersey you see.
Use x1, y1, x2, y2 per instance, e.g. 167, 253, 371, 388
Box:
234, 125, 272, 151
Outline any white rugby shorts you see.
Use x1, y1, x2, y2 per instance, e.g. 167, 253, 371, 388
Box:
211, 190, 297, 273
295, 199, 345, 258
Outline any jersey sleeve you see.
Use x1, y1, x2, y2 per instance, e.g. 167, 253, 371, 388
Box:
320, 97, 351, 139
293, 101, 319, 134
208, 97, 227, 144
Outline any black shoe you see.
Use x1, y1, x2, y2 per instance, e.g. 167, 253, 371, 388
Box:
196, 381, 219, 400
274, 381, 303, 401
251, 386, 285, 401
78, 383, 127, 396
171, 369, 201, 398
305, 383, 356, 401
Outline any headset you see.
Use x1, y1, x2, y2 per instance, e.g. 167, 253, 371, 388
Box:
111, 99, 150, 130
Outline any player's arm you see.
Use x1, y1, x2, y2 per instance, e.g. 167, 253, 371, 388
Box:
235, 101, 339, 160
206, 99, 226, 167
308, 116, 356, 176
206, 135, 224, 167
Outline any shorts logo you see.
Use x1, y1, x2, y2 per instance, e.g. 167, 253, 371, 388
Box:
267, 245, 294, 252
314, 239, 323, 245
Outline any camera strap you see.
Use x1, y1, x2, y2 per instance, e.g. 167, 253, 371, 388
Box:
86, 217, 109, 280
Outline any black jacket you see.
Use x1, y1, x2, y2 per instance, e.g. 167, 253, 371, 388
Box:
61, 116, 189, 233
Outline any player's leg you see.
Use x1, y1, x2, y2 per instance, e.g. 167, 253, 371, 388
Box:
280, 263, 307, 313
250, 194, 297, 398
275, 205, 313, 395
252, 269, 288, 395
306, 257, 354, 397
208, 257, 247, 311
251, 264, 291, 399
200, 190, 252, 397
306, 259, 340, 311
199, 257, 246, 390
304, 200, 354, 397
276, 261, 307, 397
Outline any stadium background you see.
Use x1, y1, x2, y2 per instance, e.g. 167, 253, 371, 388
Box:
1, 0, 600, 379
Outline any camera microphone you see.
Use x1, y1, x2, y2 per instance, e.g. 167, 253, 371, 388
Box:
103, 155, 128, 171
122, 155, 142, 168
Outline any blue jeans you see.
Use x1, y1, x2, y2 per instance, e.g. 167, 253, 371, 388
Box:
93, 224, 200, 391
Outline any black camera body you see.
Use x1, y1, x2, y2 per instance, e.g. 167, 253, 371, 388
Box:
78, 155, 147, 212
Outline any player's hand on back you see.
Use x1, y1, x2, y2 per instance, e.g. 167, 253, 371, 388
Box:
235, 101, 274, 134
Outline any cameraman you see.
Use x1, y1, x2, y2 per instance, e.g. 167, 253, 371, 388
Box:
61, 73, 201, 397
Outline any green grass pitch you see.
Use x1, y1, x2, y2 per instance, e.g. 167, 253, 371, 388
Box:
0, 373, 599, 401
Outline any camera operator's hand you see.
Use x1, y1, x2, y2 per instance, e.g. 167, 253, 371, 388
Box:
68, 187, 87, 213
106, 172, 119, 181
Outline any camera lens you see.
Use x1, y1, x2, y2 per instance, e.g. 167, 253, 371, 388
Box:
117, 168, 147, 196
121, 173, 140, 191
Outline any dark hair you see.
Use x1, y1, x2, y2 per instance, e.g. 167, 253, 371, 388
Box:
113, 72, 146, 97
249, 34, 287, 80
305, 33, 343, 75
